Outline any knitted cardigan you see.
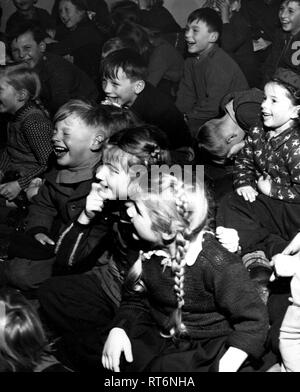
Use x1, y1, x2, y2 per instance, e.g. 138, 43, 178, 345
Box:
113, 234, 269, 359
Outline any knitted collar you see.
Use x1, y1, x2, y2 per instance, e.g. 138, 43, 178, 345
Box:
141, 230, 205, 269
12, 100, 36, 122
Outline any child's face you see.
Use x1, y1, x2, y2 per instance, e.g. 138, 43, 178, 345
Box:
279, 1, 300, 35
102, 68, 139, 107
13, 0, 35, 12
59, 0, 85, 30
126, 200, 162, 243
94, 162, 131, 200
185, 19, 216, 54
0, 78, 21, 114
52, 115, 99, 168
11, 32, 44, 69
261, 82, 299, 131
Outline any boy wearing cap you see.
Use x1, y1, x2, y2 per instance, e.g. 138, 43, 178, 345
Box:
176, 7, 248, 138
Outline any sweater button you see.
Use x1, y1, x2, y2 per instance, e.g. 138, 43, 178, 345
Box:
70, 204, 77, 211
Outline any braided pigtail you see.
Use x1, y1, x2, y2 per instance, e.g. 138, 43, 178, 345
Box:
128, 171, 209, 340
125, 250, 145, 293
166, 182, 192, 338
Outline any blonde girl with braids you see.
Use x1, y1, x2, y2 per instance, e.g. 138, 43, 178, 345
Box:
0, 287, 69, 372
102, 172, 272, 372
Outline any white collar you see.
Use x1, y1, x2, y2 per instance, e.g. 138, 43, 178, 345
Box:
185, 230, 204, 266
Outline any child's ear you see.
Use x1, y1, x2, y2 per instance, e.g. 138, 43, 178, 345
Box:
17, 89, 28, 103
39, 41, 46, 53
90, 135, 104, 151
291, 105, 300, 119
134, 80, 145, 95
225, 133, 238, 144
209, 31, 219, 44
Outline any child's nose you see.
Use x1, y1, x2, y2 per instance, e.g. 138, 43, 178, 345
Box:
103, 81, 112, 94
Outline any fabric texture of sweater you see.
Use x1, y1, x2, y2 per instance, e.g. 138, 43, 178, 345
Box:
113, 234, 269, 359
233, 124, 300, 202
33, 53, 98, 115
176, 45, 249, 137
0, 101, 53, 189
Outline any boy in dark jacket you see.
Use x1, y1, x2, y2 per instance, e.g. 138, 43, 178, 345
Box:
2, 100, 139, 291
176, 7, 249, 138
8, 23, 98, 115
6, 0, 55, 36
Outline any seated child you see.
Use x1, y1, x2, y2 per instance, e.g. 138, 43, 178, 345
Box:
217, 67, 300, 299
0, 287, 67, 372
262, 0, 300, 86
0, 63, 52, 211
47, 0, 107, 83
37, 125, 171, 370
6, 0, 55, 37
9, 22, 98, 115
116, 21, 184, 99
102, 171, 271, 372
175, 7, 249, 138
101, 48, 194, 163
3, 99, 140, 291
208, 0, 260, 87
198, 87, 264, 165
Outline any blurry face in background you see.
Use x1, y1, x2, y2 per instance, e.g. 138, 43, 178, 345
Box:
13, 0, 36, 13
0, 78, 22, 114
11, 31, 44, 69
279, 1, 300, 35
59, 0, 85, 30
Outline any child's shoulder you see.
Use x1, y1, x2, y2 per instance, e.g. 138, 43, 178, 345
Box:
201, 232, 242, 269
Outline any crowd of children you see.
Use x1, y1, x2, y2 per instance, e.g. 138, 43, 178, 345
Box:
0, 0, 300, 373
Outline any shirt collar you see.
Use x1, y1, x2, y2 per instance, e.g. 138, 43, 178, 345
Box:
266, 124, 298, 150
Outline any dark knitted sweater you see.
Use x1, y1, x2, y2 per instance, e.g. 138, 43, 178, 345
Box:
113, 234, 269, 359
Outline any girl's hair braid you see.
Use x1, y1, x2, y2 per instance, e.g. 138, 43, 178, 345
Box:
126, 172, 209, 339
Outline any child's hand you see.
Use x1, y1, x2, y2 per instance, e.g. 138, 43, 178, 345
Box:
216, 226, 240, 253
236, 185, 258, 202
227, 141, 245, 159
215, 0, 231, 23
257, 174, 271, 196
269, 252, 300, 282
102, 328, 133, 372
282, 233, 300, 255
34, 233, 55, 246
0, 181, 21, 201
77, 183, 107, 224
